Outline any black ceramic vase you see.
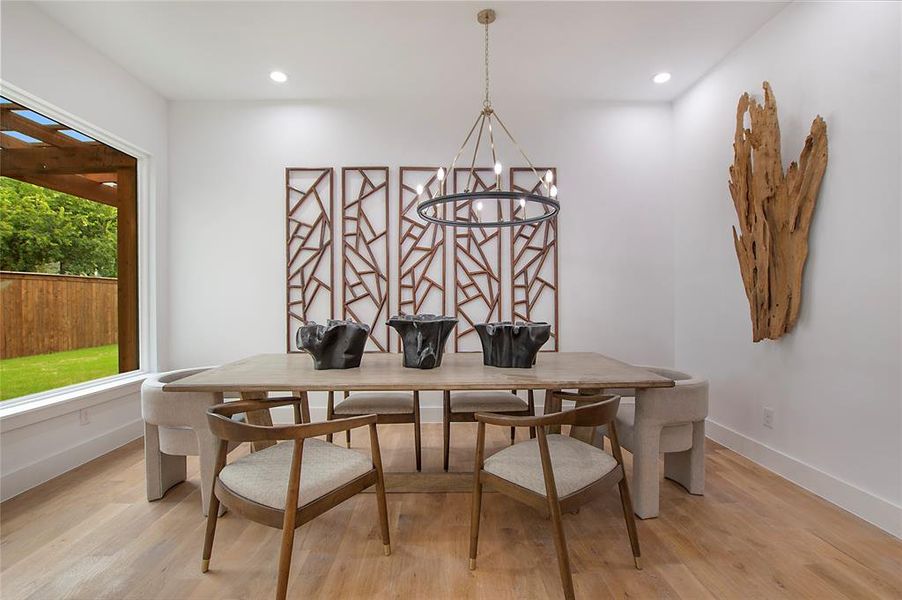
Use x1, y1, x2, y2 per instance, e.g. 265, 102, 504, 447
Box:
387, 314, 458, 369
475, 321, 551, 368
296, 320, 369, 370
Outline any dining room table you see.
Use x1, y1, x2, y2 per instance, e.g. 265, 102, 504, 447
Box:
163, 351, 674, 493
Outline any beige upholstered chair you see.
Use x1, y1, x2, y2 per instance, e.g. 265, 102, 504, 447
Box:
202, 397, 390, 600
326, 391, 422, 471
442, 390, 535, 471
601, 366, 708, 519
142, 367, 234, 516
469, 393, 641, 600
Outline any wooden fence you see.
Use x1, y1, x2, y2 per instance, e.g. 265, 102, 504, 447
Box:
0, 271, 117, 359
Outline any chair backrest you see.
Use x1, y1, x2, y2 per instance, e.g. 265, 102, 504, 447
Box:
206, 398, 375, 444
634, 366, 708, 424
141, 367, 218, 428
544, 393, 620, 428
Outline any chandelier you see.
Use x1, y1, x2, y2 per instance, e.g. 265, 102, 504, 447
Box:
416, 8, 559, 228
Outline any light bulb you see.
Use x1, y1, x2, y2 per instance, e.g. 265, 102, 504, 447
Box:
436, 167, 445, 181
269, 70, 288, 83
550, 185, 558, 198
544, 170, 554, 184
476, 201, 484, 211
519, 197, 526, 208
653, 72, 671, 84
494, 161, 502, 175
415, 184, 424, 196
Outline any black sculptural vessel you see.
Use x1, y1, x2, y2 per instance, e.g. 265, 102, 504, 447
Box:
296, 320, 369, 370
475, 321, 551, 368
387, 314, 458, 369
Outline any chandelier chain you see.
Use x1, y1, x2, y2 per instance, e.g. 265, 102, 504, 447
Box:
484, 21, 491, 108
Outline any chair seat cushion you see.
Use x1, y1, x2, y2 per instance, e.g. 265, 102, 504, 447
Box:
218, 439, 372, 510
334, 392, 414, 415
484, 434, 618, 497
450, 392, 527, 414
615, 404, 693, 453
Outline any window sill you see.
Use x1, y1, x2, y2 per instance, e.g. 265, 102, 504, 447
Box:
0, 372, 148, 433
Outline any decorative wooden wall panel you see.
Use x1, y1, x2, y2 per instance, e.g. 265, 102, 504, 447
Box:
286, 167, 334, 352
398, 167, 446, 349
342, 167, 390, 352
453, 167, 502, 352
510, 167, 559, 351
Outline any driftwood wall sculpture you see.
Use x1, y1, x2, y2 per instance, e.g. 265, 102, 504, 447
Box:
729, 82, 828, 341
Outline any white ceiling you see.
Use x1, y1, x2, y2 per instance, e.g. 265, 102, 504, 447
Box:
36, 1, 787, 102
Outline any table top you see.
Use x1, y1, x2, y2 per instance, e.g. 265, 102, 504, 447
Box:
163, 352, 674, 393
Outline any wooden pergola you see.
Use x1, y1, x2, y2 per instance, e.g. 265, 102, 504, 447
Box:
0, 98, 139, 372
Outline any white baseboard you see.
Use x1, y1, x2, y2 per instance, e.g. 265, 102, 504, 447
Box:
706, 419, 901, 538
1, 418, 143, 502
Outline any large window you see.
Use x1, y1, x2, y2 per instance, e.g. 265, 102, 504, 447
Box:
0, 96, 138, 402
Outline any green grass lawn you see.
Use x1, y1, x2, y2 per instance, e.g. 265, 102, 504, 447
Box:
0, 344, 119, 401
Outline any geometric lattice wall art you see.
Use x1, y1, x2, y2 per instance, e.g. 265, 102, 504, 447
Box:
452, 167, 502, 352
285, 167, 334, 352
510, 167, 559, 350
398, 167, 446, 349
341, 167, 390, 352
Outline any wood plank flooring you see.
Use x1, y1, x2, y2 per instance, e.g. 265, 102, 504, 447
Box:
2, 423, 900, 599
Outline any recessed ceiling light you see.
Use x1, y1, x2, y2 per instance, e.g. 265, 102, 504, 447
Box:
269, 70, 288, 83
653, 72, 671, 84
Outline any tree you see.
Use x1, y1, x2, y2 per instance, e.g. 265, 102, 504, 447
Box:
0, 177, 118, 277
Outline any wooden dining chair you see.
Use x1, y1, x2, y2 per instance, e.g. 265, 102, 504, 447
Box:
202, 397, 391, 600
326, 390, 422, 471
469, 393, 641, 600
442, 389, 535, 471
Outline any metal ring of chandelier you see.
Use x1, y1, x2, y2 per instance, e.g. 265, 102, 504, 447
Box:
416, 191, 559, 228
416, 8, 560, 229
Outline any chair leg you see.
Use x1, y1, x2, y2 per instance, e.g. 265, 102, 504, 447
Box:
369, 424, 391, 556
201, 441, 228, 574
632, 424, 663, 519
468, 473, 484, 570
547, 495, 575, 600
443, 391, 451, 472
326, 391, 335, 443
616, 468, 643, 570
664, 420, 706, 495
413, 392, 422, 472
144, 422, 186, 502
528, 390, 536, 439
197, 432, 226, 517
200, 488, 221, 573
276, 440, 303, 600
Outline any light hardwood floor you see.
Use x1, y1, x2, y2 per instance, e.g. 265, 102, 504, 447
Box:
2, 423, 900, 599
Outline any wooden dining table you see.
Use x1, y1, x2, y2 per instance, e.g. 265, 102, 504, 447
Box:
164, 352, 674, 490
163, 352, 673, 395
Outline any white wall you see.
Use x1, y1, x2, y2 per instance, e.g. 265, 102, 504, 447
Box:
673, 1, 901, 535
166, 96, 675, 414
0, 2, 169, 500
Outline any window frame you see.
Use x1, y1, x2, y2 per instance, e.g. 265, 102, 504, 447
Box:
0, 80, 157, 414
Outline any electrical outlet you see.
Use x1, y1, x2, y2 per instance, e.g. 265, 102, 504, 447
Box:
79, 408, 90, 426
763, 407, 774, 429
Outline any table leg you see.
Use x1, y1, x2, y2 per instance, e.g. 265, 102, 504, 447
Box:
570, 388, 601, 444
544, 389, 562, 434
241, 392, 276, 452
